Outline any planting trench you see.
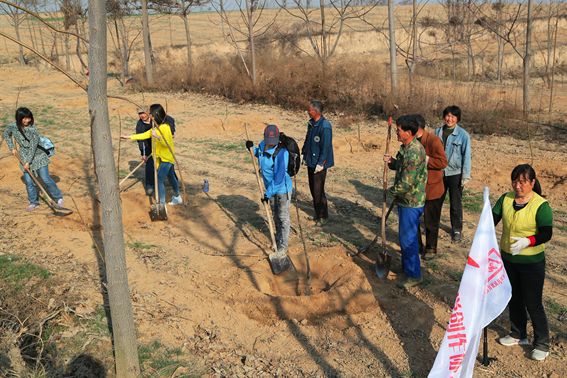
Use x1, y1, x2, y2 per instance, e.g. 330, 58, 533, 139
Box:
229, 254, 379, 323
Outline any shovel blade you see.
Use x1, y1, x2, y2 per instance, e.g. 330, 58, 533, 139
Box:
375, 251, 392, 280
150, 204, 168, 221
47, 203, 74, 214
268, 252, 294, 275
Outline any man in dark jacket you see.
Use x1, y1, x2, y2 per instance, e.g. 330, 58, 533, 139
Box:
135, 105, 176, 196
301, 100, 334, 226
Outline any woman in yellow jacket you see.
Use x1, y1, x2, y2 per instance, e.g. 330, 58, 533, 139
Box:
120, 104, 181, 206
492, 164, 553, 361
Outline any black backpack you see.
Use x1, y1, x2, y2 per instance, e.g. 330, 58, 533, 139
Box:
272, 132, 301, 177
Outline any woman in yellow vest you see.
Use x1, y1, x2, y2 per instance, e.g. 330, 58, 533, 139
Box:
120, 104, 182, 206
492, 164, 553, 361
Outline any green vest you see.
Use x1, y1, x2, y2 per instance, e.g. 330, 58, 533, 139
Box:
500, 192, 547, 257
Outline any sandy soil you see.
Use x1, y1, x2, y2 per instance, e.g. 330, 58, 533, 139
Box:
1, 66, 567, 377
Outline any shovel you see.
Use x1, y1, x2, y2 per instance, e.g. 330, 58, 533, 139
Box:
354, 200, 395, 256
118, 153, 151, 192
14, 154, 73, 214
245, 123, 293, 275
376, 117, 393, 279
149, 125, 167, 221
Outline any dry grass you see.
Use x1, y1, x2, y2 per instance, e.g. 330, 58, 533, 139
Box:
133, 47, 524, 136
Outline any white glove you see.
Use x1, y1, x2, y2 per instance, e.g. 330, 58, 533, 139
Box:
314, 164, 324, 174
425, 156, 430, 166
461, 178, 470, 187
510, 237, 530, 255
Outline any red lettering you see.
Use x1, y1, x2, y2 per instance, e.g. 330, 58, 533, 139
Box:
453, 295, 462, 311
449, 353, 465, 373
448, 333, 467, 350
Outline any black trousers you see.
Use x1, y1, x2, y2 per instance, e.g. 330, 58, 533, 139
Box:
144, 155, 155, 188
307, 167, 328, 219
440, 174, 463, 233
418, 197, 444, 254
504, 258, 549, 352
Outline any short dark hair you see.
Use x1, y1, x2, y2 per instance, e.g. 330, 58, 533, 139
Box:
396, 115, 419, 136
309, 100, 324, 114
15, 107, 34, 128
442, 105, 461, 122
149, 104, 167, 126
412, 114, 426, 129
511, 164, 543, 196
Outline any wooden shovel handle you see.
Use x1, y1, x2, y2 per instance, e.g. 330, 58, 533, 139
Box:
381, 117, 393, 253
13, 153, 56, 206
118, 153, 151, 189
245, 123, 277, 250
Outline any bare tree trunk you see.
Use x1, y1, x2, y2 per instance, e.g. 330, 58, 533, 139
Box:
32, 0, 47, 57
182, 15, 192, 78
14, 20, 26, 65
388, 0, 398, 96
27, 18, 37, 51
409, 0, 418, 95
142, 0, 154, 84
523, 0, 533, 116
87, 0, 140, 376
320, 0, 327, 65
113, 19, 126, 84
246, 0, 257, 84
120, 18, 130, 77
220, 0, 226, 41
65, 33, 70, 71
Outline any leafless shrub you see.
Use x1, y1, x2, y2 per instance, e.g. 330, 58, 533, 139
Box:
134, 47, 522, 136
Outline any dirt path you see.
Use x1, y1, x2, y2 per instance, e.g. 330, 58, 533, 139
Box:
1, 67, 567, 377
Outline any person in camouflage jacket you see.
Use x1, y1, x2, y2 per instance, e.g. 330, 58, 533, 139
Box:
383, 115, 427, 289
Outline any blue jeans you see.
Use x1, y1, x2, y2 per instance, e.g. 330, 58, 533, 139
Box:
157, 162, 179, 204
24, 165, 63, 206
398, 205, 424, 278
270, 191, 291, 251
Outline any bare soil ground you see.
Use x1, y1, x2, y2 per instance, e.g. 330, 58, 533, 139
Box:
1, 66, 567, 377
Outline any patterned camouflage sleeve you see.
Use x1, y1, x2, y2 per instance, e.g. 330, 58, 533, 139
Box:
387, 152, 416, 199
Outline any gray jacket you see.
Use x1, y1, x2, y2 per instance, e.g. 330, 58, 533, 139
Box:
4, 122, 51, 172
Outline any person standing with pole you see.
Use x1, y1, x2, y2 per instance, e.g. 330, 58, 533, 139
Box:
246, 125, 293, 254
301, 100, 334, 226
383, 115, 427, 289
493, 164, 553, 361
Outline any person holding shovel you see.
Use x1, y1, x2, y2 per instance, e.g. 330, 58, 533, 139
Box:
4, 107, 64, 211
246, 125, 293, 253
135, 105, 178, 196
302, 100, 334, 226
121, 104, 181, 206
383, 115, 427, 289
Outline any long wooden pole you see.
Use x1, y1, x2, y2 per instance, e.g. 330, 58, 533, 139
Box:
245, 123, 277, 250
381, 117, 393, 255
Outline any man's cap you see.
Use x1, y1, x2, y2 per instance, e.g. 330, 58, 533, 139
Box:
137, 105, 149, 114
264, 124, 279, 146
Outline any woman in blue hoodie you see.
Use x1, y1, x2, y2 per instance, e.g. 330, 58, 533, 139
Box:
246, 125, 293, 253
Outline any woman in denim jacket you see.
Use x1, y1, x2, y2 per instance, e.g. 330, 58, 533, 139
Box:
433, 105, 471, 242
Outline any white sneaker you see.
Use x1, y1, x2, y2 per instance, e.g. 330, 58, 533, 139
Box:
499, 335, 529, 346
530, 349, 549, 361
168, 195, 183, 205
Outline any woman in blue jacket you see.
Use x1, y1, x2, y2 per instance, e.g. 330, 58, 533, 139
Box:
433, 105, 471, 242
246, 125, 293, 253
